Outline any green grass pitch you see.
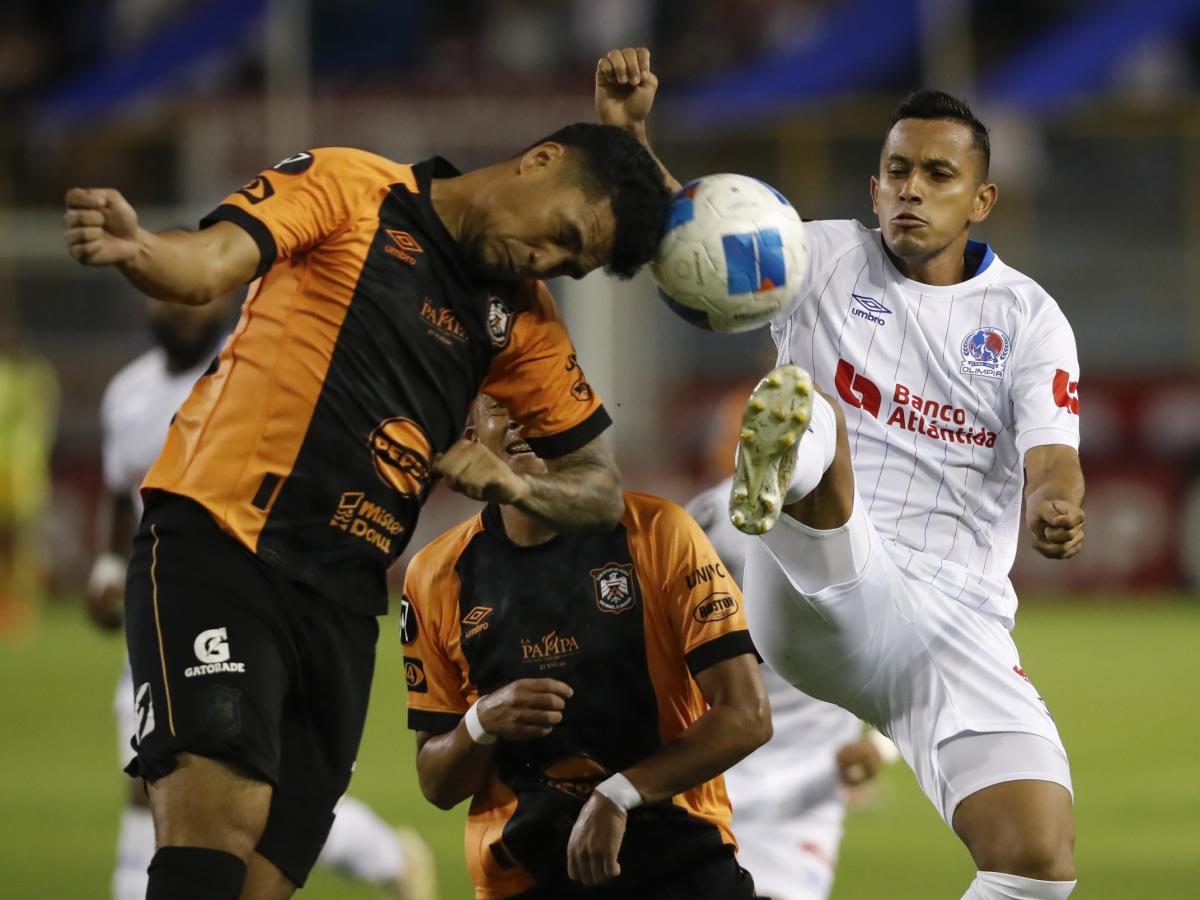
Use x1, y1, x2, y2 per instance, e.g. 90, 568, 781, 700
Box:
1, 600, 1196, 898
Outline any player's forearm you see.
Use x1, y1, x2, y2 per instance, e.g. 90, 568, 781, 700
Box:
117, 228, 246, 305
1024, 450, 1085, 509
516, 444, 624, 532
625, 122, 682, 194
619, 697, 771, 805
416, 723, 495, 810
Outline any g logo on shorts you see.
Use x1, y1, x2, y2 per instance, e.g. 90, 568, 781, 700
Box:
194, 627, 231, 663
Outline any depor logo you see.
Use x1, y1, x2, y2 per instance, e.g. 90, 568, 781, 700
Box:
369, 417, 433, 500
384, 229, 423, 265
693, 592, 739, 624
851, 293, 891, 326
185, 627, 246, 678
590, 562, 637, 614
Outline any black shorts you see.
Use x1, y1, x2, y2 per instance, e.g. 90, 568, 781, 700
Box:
513, 846, 761, 900
122, 493, 378, 886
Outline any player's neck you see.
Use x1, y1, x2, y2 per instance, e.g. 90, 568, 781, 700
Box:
499, 503, 558, 547
885, 233, 971, 286
429, 167, 497, 246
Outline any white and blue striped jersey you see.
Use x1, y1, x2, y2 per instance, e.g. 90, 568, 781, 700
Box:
773, 220, 1081, 626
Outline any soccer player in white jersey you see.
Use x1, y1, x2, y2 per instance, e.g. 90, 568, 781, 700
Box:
85, 297, 435, 900
687, 479, 896, 900
597, 48, 1085, 900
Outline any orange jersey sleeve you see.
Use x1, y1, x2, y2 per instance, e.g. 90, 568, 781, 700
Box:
624, 492, 756, 676
480, 281, 610, 459
400, 517, 486, 734
200, 147, 405, 280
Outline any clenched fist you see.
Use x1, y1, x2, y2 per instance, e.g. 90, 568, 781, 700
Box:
63, 187, 142, 266
435, 438, 530, 504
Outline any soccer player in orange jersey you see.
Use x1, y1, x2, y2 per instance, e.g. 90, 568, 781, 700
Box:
404, 394, 771, 899
63, 125, 670, 900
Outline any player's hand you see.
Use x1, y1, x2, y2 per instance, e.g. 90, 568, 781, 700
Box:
595, 47, 659, 130
63, 188, 142, 266
836, 738, 884, 787
476, 678, 573, 741
1027, 499, 1085, 560
567, 790, 627, 887
435, 439, 530, 505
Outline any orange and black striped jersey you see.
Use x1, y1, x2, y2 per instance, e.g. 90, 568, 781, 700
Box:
402, 492, 755, 899
142, 149, 608, 615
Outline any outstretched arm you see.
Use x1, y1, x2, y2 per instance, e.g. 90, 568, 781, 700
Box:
596, 47, 682, 193
435, 431, 624, 531
1024, 444, 1085, 559
64, 188, 260, 305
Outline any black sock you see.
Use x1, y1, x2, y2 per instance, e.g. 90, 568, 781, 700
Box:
146, 846, 247, 900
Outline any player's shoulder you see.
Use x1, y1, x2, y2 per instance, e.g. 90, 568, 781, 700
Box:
102, 348, 166, 411
406, 513, 487, 590
988, 256, 1070, 322
621, 491, 699, 537
285, 147, 413, 185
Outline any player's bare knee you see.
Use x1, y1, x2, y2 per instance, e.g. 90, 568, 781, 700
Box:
976, 832, 1076, 882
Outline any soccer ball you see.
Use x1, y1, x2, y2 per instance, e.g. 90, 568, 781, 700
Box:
651, 174, 807, 333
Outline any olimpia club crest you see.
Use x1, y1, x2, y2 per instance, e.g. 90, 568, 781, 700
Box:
960, 327, 1011, 379
590, 562, 638, 614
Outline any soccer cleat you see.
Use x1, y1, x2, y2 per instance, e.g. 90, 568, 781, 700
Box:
387, 827, 437, 900
729, 365, 813, 535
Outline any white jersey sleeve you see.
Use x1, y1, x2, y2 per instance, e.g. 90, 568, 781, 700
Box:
1011, 300, 1081, 458
100, 376, 141, 496
776, 220, 871, 325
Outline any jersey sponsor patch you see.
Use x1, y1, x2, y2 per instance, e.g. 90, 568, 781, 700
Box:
186, 626, 246, 678
399, 596, 418, 645
236, 175, 274, 205
1052, 369, 1080, 414
369, 417, 432, 499
960, 327, 1011, 379
590, 562, 637, 613
692, 592, 739, 624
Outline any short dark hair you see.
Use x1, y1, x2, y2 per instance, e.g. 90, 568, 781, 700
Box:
889, 90, 990, 177
524, 123, 671, 279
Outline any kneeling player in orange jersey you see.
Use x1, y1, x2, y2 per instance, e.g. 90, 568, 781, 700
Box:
402, 394, 772, 899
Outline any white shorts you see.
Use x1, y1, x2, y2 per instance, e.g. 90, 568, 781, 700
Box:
743, 500, 1072, 824
114, 660, 135, 767
734, 808, 844, 900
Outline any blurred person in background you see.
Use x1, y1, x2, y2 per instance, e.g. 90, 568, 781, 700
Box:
686, 474, 897, 900
85, 295, 436, 900
403, 394, 770, 899
0, 305, 58, 638
63, 124, 668, 900
599, 47, 1084, 900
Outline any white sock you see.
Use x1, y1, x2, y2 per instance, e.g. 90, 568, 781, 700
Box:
962, 870, 1077, 899
112, 806, 155, 900
784, 391, 838, 503
315, 795, 404, 884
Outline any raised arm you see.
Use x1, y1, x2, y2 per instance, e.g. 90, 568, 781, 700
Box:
1024, 443, 1085, 560
435, 430, 624, 531
595, 47, 682, 193
64, 188, 260, 305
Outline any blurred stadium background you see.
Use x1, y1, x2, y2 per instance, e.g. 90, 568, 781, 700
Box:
1, 1, 1198, 897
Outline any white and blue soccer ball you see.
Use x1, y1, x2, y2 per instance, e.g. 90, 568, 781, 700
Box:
651, 174, 807, 333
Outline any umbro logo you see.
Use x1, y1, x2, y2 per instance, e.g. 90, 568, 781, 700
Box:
851, 293, 891, 326
384, 230, 423, 265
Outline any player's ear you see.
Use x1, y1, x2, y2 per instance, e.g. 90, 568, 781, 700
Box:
969, 181, 998, 225
519, 142, 567, 175
869, 175, 880, 215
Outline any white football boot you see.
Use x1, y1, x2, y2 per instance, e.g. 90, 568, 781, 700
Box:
729, 365, 813, 535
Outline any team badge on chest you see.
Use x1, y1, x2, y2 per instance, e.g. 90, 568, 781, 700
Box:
960, 326, 1011, 379
487, 295, 512, 349
590, 562, 638, 614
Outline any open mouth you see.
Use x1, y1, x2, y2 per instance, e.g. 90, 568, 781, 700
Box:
506, 441, 533, 456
